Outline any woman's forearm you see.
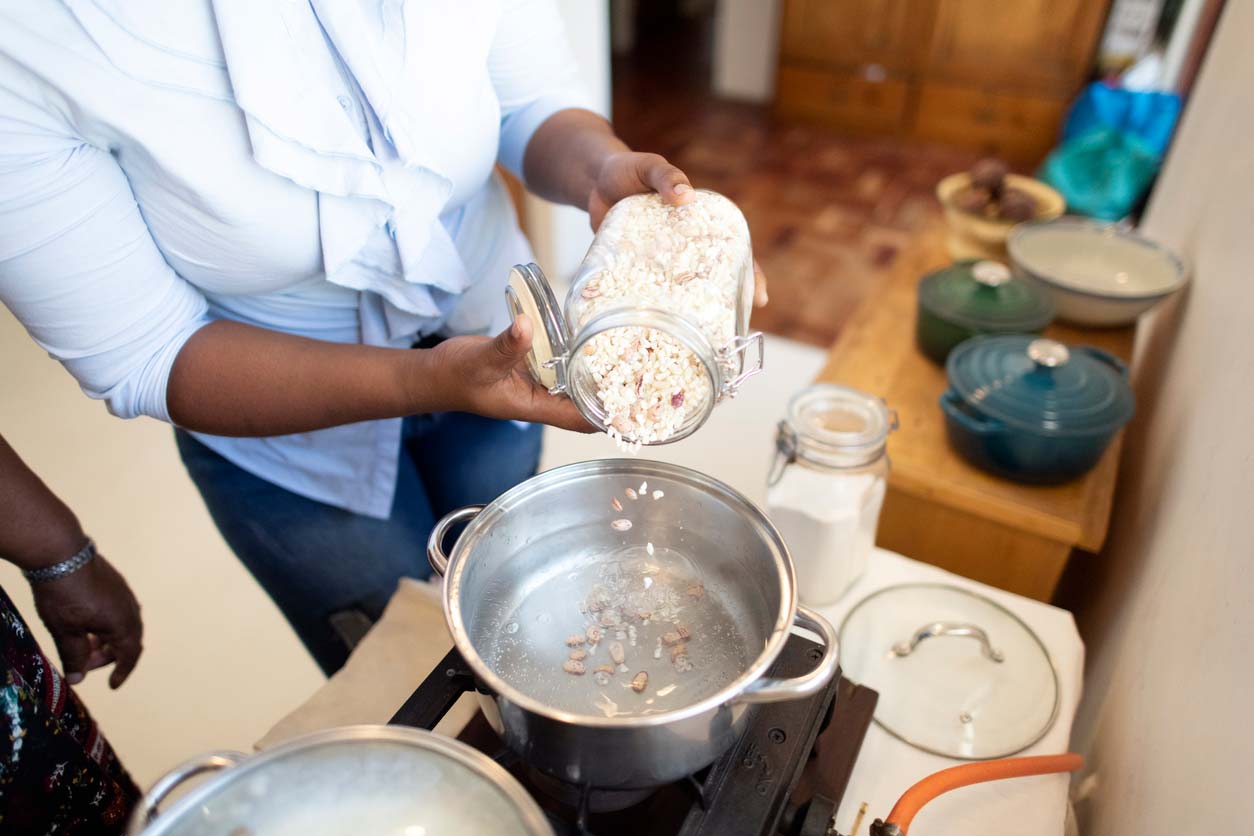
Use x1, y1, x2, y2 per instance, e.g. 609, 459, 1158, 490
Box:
0, 436, 87, 571
166, 317, 592, 437
167, 320, 438, 437
522, 110, 695, 230
522, 109, 628, 209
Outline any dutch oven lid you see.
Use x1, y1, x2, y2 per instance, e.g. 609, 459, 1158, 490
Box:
918, 260, 1055, 332
946, 335, 1135, 436
839, 584, 1060, 760
135, 726, 554, 836
506, 263, 568, 391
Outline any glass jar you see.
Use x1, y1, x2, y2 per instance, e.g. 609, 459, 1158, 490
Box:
766, 384, 897, 606
506, 190, 763, 450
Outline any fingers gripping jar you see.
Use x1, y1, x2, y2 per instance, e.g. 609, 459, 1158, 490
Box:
766, 385, 897, 605
506, 191, 764, 451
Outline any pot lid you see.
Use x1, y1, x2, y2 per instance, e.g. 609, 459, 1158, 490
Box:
946, 335, 1135, 436
136, 726, 554, 836
839, 584, 1060, 759
506, 263, 569, 391
918, 260, 1055, 332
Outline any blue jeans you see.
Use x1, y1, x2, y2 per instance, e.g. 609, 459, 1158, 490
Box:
175, 413, 543, 674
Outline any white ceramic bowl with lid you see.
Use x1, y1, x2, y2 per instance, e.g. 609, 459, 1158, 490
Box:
1008, 218, 1188, 326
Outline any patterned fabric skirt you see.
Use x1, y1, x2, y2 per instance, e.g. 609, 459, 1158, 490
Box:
0, 585, 138, 834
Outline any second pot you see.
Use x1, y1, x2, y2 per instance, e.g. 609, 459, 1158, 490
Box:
427, 459, 839, 790
940, 335, 1135, 483
916, 260, 1055, 364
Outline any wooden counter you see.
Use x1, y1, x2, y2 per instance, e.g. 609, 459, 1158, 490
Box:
815, 225, 1134, 601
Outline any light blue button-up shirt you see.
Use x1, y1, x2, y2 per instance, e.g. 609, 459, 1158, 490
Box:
0, 0, 592, 517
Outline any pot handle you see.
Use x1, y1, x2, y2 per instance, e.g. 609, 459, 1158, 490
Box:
1073, 345, 1130, 379
939, 388, 1003, 436
126, 751, 246, 835
427, 505, 485, 577
735, 605, 840, 705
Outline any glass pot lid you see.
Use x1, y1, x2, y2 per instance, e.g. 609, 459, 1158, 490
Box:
918, 260, 1055, 332
137, 727, 554, 836
946, 335, 1135, 436
506, 263, 569, 392
838, 584, 1060, 760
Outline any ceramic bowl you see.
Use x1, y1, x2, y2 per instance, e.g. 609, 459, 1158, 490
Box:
936, 173, 1065, 261
1008, 219, 1188, 327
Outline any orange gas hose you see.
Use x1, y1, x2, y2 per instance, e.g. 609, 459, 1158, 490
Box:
884, 753, 1084, 834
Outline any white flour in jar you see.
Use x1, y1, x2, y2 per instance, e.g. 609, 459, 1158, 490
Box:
766, 465, 886, 606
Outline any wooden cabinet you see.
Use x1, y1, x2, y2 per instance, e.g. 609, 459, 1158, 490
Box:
779, 0, 935, 74
912, 81, 1068, 163
925, 0, 1110, 95
776, 65, 910, 134
775, 0, 1111, 164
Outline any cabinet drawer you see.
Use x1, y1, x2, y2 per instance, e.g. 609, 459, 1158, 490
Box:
776, 65, 909, 134
911, 81, 1067, 164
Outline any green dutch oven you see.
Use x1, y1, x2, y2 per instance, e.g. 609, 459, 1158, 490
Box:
916, 260, 1055, 364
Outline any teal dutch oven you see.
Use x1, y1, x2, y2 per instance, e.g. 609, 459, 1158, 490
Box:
940, 335, 1135, 484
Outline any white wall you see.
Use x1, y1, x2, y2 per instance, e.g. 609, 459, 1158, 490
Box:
712, 0, 781, 102
522, 0, 611, 286
1070, 2, 1254, 832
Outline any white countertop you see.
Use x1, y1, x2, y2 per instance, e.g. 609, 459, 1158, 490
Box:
816, 548, 1084, 836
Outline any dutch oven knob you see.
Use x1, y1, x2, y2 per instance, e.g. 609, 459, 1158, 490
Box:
1027, 338, 1069, 369
972, 261, 1011, 287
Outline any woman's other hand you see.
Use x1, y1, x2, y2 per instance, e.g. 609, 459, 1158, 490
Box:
32, 553, 143, 689
430, 315, 595, 433
586, 151, 768, 308
587, 151, 695, 230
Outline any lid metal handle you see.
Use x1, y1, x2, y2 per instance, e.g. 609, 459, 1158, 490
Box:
890, 621, 1005, 663
1027, 338, 1070, 369
972, 261, 1011, 287
720, 331, 765, 398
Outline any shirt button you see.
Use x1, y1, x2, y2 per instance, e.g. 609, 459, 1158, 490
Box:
337, 95, 352, 111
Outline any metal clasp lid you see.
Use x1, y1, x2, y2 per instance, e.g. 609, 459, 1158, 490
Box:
767, 420, 798, 486
719, 331, 765, 399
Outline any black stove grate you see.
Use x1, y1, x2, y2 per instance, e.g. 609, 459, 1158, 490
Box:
390, 634, 876, 836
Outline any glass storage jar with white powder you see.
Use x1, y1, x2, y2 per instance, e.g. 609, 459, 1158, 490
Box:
767, 385, 896, 605
506, 190, 763, 451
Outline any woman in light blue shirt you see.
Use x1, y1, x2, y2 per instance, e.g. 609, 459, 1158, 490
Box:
0, 1, 750, 673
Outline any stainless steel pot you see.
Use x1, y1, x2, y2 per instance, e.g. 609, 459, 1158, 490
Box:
127, 726, 554, 835
427, 459, 839, 790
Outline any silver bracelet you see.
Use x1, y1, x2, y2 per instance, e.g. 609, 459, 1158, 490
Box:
23, 538, 96, 584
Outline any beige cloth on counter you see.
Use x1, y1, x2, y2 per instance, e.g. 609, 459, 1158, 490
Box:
255, 578, 480, 750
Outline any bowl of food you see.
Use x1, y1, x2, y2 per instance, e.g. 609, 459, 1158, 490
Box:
937, 158, 1065, 261
1008, 219, 1188, 327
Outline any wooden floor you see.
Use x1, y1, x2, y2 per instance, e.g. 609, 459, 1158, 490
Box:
612, 15, 981, 347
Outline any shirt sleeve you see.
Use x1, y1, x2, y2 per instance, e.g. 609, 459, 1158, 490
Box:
0, 90, 211, 422
490, 0, 597, 182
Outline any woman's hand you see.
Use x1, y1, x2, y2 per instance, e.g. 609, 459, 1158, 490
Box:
430, 316, 596, 433
587, 151, 769, 308
32, 553, 143, 689
587, 151, 695, 230
524, 112, 769, 308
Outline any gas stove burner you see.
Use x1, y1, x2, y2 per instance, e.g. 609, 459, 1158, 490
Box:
526, 768, 661, 814
390, 634, 877, 836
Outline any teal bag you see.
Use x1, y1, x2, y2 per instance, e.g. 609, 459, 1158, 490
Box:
1038, 128, 1161, 221
1038, 83, 1182, 220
